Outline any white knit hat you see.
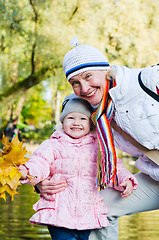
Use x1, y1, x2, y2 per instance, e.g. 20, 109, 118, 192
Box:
60, 94, 93, 123
63, 44, 110, 81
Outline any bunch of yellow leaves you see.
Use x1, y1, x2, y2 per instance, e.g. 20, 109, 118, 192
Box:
0, 133, 29, 201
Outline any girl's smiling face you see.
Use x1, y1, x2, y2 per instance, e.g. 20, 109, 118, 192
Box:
63, 112, 91, 139
69, 70, 107, 106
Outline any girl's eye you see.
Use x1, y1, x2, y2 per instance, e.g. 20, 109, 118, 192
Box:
81, 117, 87, 120
68, 117, 74, 119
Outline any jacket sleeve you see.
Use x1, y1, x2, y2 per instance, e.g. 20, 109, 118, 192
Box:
135, 155, 159, 181
20, 139, 56, 185
113, 128, 143, 157
108, 158, 138, 191
141, 65, 159, 90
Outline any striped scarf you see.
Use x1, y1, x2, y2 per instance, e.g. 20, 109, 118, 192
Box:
91, 78, 118, 189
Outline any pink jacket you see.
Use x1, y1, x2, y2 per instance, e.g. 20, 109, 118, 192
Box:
23, 129, 138, 230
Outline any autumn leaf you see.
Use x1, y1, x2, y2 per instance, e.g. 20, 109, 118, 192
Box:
0, 167, 22, 189
1, 134, 10, 146
1, 134, 11, 154
0, 184, 19, 201
0, 133, 30, 201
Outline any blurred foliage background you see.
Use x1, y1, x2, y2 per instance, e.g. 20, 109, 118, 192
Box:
0, 0, 159, 143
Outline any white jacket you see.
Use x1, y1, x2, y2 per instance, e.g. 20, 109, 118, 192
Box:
109, 65, 159, 181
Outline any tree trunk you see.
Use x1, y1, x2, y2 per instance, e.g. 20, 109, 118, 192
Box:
13, 91, 28, 120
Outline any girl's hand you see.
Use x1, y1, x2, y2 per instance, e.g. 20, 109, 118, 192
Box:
18, 165, 28, 180
120, 178, 134, 198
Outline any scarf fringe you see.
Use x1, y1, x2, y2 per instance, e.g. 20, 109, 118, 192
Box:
92, 78, 118, 189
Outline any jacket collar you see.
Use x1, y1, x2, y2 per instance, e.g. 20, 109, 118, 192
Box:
50, 129, 97, 145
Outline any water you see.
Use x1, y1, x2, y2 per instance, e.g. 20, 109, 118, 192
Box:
0, 157, 159, 240
0, 185, 50, 240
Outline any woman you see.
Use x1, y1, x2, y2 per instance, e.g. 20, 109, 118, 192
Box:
37, 43, 159, 240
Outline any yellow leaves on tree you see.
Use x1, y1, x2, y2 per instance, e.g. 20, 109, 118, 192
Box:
0, 134, 29, 201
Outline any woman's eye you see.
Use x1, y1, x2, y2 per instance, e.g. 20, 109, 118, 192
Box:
71, 81, 79, 87
86, 74, 91, 79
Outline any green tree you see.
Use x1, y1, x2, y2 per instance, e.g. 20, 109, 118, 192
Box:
0, 0, 159, 136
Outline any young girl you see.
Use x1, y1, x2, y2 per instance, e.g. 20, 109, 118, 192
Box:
38, 43, 159, 240
19, 96, 137, 240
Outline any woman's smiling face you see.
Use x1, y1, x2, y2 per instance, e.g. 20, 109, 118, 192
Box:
69, 70, 107, 105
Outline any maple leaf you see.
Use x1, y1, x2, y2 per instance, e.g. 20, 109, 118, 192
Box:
0, 167, 22, 189
1, 133, 11, 154
0, 134, 30, 201
0, 192, 6, 201
0, 184, 19, 201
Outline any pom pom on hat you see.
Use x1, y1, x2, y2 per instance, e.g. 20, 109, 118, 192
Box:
63, 41, 110, 81
69, 36, 79, 47
60, 94, 93, 123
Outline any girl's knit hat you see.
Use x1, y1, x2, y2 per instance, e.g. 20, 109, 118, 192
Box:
60, 94, 93, 123
63, 44, 110, 81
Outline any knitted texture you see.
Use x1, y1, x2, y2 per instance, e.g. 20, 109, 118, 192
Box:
63, 45, 110, 81
91, 78, 118, 188
60, 96, 93, 123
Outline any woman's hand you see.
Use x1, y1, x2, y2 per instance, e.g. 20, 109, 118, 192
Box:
36, 178, 67, 200
120, 178, 134, 198
35, 165, 67, 200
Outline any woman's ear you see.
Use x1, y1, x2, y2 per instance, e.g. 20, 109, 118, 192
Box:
108, 67, 117, 79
